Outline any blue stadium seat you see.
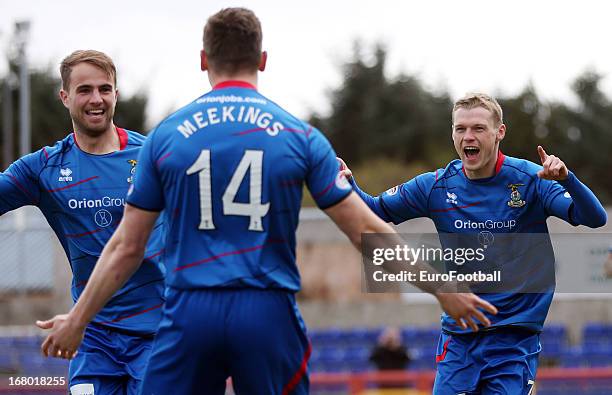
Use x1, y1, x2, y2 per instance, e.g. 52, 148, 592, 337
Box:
315, 346, 345, 364
44, 357, 69, 375
582, 342, 612, 358
584, 323, 612, 340
309, 327, 345, 347
18, 353, 48, 375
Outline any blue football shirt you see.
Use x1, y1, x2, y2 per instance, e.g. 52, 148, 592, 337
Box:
127, 81, 352, 291
0, 128, 165, 334
352, 151, 606, 333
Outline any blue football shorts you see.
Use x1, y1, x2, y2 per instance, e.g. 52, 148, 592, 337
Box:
140, 287, 310, 395
69, 323, 154, 395
433, 327, 540, 395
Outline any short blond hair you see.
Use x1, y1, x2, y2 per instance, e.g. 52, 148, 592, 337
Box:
453, 93, 503, 127
60, 50, 117, 90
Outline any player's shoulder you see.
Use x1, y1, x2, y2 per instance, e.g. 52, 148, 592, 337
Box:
417, 159, 462, 184
399, 162, 456, 193
149, 94, 204, 137
28, 134, 76, 167
501, 154, 540, 181
146, 90, 226, 139
439, 159, 463, 179
231, 89, 316, 139
255, 91, 311, 130
396, 160, 461, 197
121, 128, 147, 147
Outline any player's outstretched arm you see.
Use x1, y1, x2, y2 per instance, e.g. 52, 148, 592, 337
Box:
37, 204, 160, 359
336, 157, 393, 223
537, 145, 607, 228
324, 192, 497, 331
0, 154, 45, 213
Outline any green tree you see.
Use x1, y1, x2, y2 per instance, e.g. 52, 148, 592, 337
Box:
545, 71, 612, 202
311, 43, 454, 169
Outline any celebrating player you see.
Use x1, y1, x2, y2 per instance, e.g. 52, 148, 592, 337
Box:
38, 9, 497, 395
339, 93, 607, 394
0, 50, 165, 394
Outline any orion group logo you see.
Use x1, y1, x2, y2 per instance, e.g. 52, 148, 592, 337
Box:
68, 197, 125, 210
454, 219, 516, 230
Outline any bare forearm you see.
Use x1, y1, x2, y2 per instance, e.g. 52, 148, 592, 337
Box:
326, 193, 446, 295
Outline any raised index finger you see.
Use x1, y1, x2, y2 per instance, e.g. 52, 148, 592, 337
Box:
537, 146, 548, 164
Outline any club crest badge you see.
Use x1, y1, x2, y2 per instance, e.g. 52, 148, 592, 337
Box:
507, 183, 526, 208
127, 159, 137, 184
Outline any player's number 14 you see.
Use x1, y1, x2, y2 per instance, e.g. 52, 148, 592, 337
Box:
186, 149, 270, 231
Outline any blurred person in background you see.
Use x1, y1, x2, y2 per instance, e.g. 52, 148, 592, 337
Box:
339, 93, 607, 394
369, 326, 411, 371
38, 9, 497, 395
0, 49, 165, 394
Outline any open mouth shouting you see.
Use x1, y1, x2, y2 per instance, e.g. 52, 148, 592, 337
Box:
463, 146, 480, 162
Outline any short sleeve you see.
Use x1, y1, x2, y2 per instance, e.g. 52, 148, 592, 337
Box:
126, 130, 165, 211
305, 128, 352, 209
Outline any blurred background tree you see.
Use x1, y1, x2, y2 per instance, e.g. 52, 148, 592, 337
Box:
1, 42, 610, 204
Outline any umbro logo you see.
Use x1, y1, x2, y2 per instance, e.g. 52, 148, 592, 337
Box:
58, 168, 73, 182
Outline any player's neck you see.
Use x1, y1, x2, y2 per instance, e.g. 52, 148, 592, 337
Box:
465, 167, 494, 180
209, 72, 258, 90
74, 125, 120, 155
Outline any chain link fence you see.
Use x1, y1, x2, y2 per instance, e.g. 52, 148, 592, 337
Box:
0, 207, 56, 292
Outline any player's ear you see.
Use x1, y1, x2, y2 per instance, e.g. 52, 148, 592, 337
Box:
200, 50, 209, 72
258, 51, 267, 72
59, 89, 69, 108
496, 123, 506, 141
